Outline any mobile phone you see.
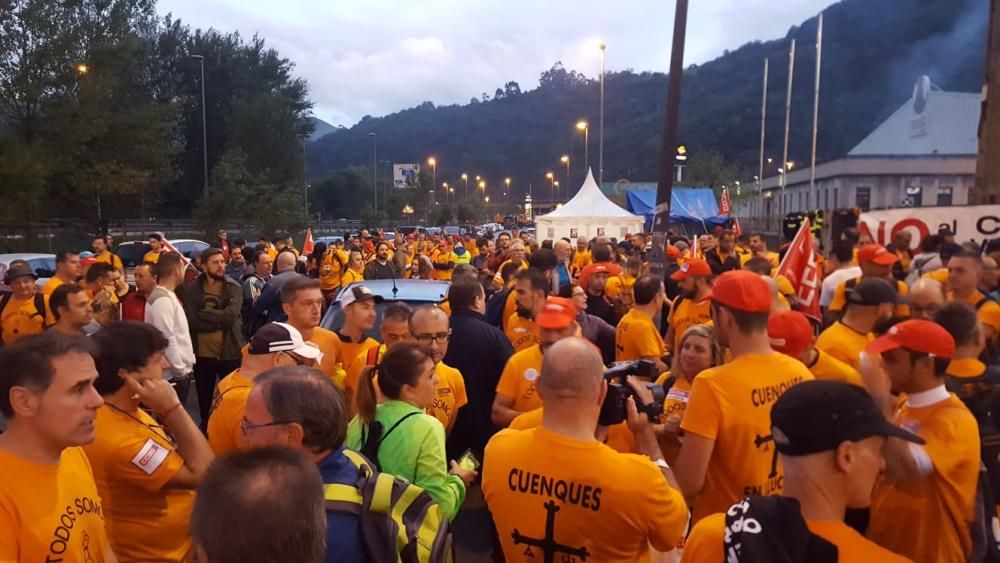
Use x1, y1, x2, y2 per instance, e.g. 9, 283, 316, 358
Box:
457, 449, 481, 472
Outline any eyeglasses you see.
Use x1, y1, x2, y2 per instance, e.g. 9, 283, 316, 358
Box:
414, 331, 451, 344
240, 418, 294, 435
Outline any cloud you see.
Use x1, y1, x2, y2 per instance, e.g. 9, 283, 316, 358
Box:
157, 0, 830, 126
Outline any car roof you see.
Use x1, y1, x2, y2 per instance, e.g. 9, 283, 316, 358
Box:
118, 239, 205, 245
337, 279, 449, 304
0, 253, 55, 262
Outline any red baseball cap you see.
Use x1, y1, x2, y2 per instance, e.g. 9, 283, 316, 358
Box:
671, 258, 712, 280
536, 296, 578, 329
708, 270, 771, 313
768, 311, 813, 358
666, 245, 681, 259
865, 319, 955, 358
858, 244, 898, 266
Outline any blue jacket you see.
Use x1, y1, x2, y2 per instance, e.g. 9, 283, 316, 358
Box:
252, 270, 300, 323
319, 448, 366, 563
443, 309, 514, 459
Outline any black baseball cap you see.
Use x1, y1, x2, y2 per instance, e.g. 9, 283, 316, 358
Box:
340, 285, 384, 308
846, 278, 905, 307
248, 322, 322, 360
771, 380, 924, 456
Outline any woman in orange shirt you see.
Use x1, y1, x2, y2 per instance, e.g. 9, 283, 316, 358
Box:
654, 325, 723, 465
342, 250, 365, 286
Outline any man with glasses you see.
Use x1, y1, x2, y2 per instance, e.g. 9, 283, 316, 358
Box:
206, 323, 320, 455
84, 321, 214, 562
240, 366, 363, 563
411, 305, 468, 434
908, 278, 947, 321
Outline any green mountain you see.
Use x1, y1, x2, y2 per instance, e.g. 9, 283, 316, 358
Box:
307, 0, 986, 205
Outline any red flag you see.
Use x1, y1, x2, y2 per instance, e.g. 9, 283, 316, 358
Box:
302, 228, 315, 256
719, 187, 732, 215
732, 217, 742, 237
776, 219, 821, 319
161, 238, 191, 269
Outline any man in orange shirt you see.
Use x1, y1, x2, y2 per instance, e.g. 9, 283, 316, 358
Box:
675, 270, 814, 524
206, 322, 321, 455
42, 250, 81, 300
281, 276, 342, 383
615, 275, 668, 372
0, 263, 48, 344
410, 305, 468, 433
333, 286, 381, 384
862, 319, 980, 563
343, 303, 413, 404
769, 310, 863, 386
483, 337, 688, 562
666, 258, 713, 353
816, 279, 898, 370
492, 297, 579, 427
85, 321, 213, 562
505, 267, 547, 352
0, 332, 113, 562
684, 380, 918, 562
947, 250, 1000, 341
827, 244, 910, 318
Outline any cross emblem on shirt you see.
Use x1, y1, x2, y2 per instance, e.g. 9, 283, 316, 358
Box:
512, 500, 590, 563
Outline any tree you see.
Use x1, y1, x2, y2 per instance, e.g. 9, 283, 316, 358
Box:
503, 81, 522, 97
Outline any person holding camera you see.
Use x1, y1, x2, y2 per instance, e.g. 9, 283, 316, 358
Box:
482, 336, 688, 561
675, 270, 814, 525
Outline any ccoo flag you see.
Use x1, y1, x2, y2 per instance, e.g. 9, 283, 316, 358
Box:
719, 187, 732, 216
775, 219, 821, 319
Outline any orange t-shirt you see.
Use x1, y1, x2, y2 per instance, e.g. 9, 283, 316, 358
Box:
207, 370, 253, 455
808, 348, 863, 386
510, 408, 635, 454
816, 321, 873, 370
427, 363, 468, 433
482, 426, 687, 562
320, 248, 349, 291
309, 326, 343, 384
505, 313, 540, 353
616, 308, 666, 363
668, 295, 711, 352
343, 341, 385, 403
83, 405, 195, 562
656, 373, 693, 465
685, 512, 913, 562
570, 249, 592, 275
0, 294, 48, 344
495, 344, 544, 414
0, 446, 112, 562
828, 277, 910, 317
680, 352, 814, 524
501, 289, 518, 331
868, 393, 980, 563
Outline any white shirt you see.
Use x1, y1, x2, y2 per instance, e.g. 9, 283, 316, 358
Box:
144, 285, 195, 379
820, 266, 862, 307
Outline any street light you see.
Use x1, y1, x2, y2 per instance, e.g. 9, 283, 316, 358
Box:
560, 155, 570, 194
599, 42, 606, 186
576, 120, 590, 176
76, 64, 89, 74
554, 180, 561, 202
427, 156, 437, 196
546, 172, 555, 201
368, 132, 378, 212
189, 55, 209, 198
461, 172, 468, 198
442, 181, 450, 203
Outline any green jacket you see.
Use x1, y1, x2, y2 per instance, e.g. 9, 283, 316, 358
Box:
346, 400, 466, 519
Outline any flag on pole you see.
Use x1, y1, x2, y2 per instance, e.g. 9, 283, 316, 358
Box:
302, 228, 315, 256
691, 231, 700, 260
161, 238, 191, 269
732, 217, 743, 237
719, 186, 732, 215
775, 219, 821, 319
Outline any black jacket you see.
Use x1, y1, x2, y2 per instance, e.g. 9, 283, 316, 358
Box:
705, 249, 741, 276
363, 259, 399, 280
443, 309, 514, 459
182, 273, 244, 360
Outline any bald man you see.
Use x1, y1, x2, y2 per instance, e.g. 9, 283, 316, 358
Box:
252, 251, 303, 323
554, 239, 573, 289
483, 337, 688, 561
410, 306, 467, 433
908, 278, 946, 320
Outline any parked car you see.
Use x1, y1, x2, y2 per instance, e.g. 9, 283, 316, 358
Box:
313, 236, 344, 247
116, 239, 210, 269
319, 279, 449, 339
0, 253, 56, 290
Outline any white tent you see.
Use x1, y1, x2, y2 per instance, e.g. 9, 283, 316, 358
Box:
535, 169, 645, 241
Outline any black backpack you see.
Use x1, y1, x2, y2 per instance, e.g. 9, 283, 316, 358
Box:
359, 412, 421, 473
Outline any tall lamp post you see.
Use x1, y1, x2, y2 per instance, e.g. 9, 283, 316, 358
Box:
442, 182, 450, 204
554, 181, 560, 202
504, 178, 511, 213
460, 173, 468, 198
189, 54, 209, 198
576, 121, 590, 176
368, 132, 377, 212
560, 155, 570, 194
546, 172, 555, 202
599, 42, 606, 186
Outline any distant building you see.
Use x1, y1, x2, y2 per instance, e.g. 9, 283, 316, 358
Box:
740, 76, 979, 216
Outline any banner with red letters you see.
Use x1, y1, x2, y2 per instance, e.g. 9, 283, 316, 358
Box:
719, 187, 732, 216
776, 219, 821, 320
859, 205, 1000, 249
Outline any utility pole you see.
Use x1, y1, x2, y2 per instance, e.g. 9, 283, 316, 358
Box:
649, 0, 689, 282
975, 0, 1000, 204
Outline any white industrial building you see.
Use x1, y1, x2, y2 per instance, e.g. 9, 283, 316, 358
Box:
738, 77, 980, 216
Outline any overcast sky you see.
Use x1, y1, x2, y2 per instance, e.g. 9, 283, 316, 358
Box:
157, 0, 829, 127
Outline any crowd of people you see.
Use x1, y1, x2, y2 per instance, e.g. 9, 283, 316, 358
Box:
1, 221, 998, 563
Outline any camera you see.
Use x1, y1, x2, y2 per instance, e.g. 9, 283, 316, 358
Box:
599, 360, 665, 426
